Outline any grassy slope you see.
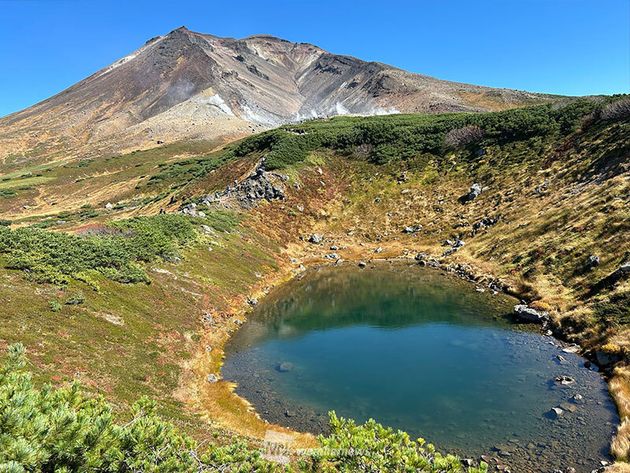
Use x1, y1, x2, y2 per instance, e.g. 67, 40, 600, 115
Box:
0, 97, 628, 467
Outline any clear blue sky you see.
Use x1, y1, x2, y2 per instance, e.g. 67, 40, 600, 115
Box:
0, 0, 628, 117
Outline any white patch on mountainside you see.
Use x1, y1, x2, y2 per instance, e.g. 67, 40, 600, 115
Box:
370, 106, 400, 115
241, 103, 285, 126
204, 94, 235, 116
334, 102, 350, 115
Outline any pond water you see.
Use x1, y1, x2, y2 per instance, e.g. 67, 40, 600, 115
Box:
223, 263, 617, 472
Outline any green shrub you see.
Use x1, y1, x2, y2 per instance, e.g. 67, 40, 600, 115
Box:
0, 344, 276, 472
48, 300, 62, 312
314, 412, 487, 472
223, 98, 624, 171
0, 213, 237, 286
595, 292, 630, 326
65, 292, 85, 305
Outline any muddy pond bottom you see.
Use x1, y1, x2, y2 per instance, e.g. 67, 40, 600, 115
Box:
223, 264, 617, 472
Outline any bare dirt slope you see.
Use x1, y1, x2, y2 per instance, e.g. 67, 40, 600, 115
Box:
0, 27, 554, 165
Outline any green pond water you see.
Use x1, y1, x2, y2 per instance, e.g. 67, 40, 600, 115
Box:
223, 263, 617, 472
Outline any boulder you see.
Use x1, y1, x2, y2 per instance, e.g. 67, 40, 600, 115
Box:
460, 183, 482, 203
615, 262, 630, 277
472, 216, 499, 233
308, 234, 323, 244
358, 261, 367, 268
207, 374, 219, 383
554, 375, 576, 385
277, 362, 294, 372
587, 255, 601, 268
595, 345, 623, 367
414, 253, 429, 262
402, 225, 422, 234
513, 304, 548, 323
559, 402, 578, 413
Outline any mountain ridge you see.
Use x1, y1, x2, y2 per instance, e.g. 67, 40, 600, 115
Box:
0, 27, 556, 163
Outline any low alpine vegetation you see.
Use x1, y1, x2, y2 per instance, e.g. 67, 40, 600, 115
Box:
175, 96, 627, 173
0, 212, 238, 285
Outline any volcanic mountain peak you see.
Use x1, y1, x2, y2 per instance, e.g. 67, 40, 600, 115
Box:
0, 27, 554, 162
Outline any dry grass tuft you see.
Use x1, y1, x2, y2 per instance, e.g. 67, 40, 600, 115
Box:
606, 462, 630, 473
611, 366, 630, 460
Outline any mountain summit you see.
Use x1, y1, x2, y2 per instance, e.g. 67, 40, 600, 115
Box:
0, 27, 552, 160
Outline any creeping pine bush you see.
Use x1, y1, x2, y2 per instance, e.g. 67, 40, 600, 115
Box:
0, 345, 487, 473
0, 213, 236, 285
313, 412, 488, 473
0, 344, 276, 473
148, 96, 629, 185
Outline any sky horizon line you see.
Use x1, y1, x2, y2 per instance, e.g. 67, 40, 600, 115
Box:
0, 0, 628, 117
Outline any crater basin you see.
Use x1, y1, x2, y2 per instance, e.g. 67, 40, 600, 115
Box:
223, 264, 617, 472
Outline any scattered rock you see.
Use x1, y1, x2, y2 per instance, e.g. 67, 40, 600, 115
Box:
559, 402, 578, 413
105, 202, 113, 210
324, 253, 340, 260
513, 304, 549, 324
618, 262, 630, 276
308, 234, 323, 244
562, 345, 580, 354
414, 252, 428, 263
247, 297, 258, 306
587, 255, 601, 269
207, 374, 219, 383
199, 158, 285, 208
402, 225, 422, 234
329, 245, 339, 251
374, 247, 383, 254
472, 216, 499, 234
200, 224, 215, 235
555, 355, 567, 364
595, 346, 623, 367
442, 238, 465, 256
571, 393, 584, 403
180, 202, 206, 218
460, 183, 482, 203
277, 362, 294, 373
554, 375, 576, 386
358, 261, 367, 268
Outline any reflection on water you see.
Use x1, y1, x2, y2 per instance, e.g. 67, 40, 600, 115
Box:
223, 263, 617, 472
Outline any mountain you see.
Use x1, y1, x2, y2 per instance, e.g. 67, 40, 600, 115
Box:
0, 27, 553, 163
